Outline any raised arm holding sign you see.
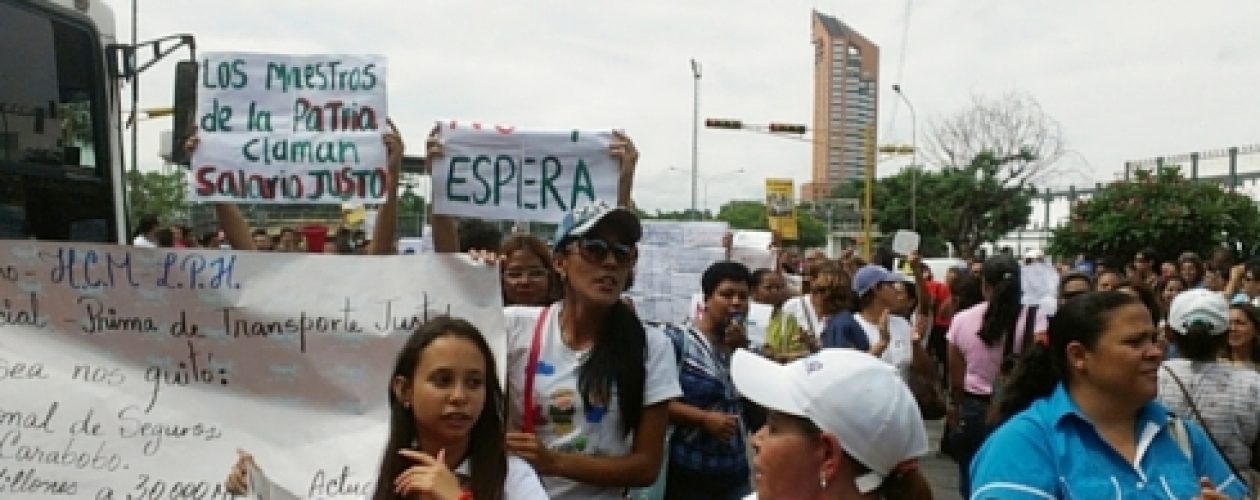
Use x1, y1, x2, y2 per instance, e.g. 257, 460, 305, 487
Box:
189, 53, 389, 205
424, 125, 639, 253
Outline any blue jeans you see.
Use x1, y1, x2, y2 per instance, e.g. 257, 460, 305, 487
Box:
949, 395, 993, 497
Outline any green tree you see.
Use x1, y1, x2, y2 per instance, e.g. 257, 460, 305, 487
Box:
796, 211, 826, 248
1048, 167, 1260, 264
715, 200, 769, 231
127, 169, 190, 224
714, 200, 825, 247
833, 153, 1035, 259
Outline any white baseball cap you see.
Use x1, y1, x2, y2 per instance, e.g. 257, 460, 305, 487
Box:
732, 349, 928, 494
1168, 289, 1229, 335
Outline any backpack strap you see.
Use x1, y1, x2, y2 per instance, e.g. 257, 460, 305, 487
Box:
520, 306, 551, 434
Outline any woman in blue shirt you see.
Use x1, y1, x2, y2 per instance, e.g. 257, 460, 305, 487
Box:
971, 291, 1245, 499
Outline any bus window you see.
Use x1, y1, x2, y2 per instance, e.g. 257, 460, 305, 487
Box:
0, 0, 114, 242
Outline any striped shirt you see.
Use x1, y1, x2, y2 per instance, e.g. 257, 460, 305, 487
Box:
1157, 359, 1260, 475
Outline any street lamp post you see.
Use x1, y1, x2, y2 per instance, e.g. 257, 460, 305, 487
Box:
892, 84, 918, 230
690, 58, 702, 221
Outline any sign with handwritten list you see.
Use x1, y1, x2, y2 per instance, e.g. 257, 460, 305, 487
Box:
190, 52, 389, 204
0, 242, 502, 498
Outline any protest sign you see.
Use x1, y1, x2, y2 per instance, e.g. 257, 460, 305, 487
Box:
765, 178, 798, 240
0, 242, 501, 498
190, 52, 389, 204
431, 123, 619, 222
729, 230, 776, 271
628, 221, 728, 323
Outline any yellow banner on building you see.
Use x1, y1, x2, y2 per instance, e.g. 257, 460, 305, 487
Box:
765, 178, 799, 240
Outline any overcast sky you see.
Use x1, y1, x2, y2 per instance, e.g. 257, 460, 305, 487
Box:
104, 0, 1260, 214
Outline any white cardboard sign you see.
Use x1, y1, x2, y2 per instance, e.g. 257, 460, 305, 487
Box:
190, 52, 389, 204
431, 123, 619, 222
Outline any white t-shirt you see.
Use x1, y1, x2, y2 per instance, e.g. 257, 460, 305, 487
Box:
246, 456, 546, 500
505, 304, 683, 500
780, 296, 823, 338
852, 313, 914, 379
132, 234, 156, 248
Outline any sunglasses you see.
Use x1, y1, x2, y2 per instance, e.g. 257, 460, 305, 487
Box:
572, 237, 636, 265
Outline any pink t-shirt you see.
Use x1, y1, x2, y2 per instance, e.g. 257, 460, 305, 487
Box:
945, 302, 1048, 396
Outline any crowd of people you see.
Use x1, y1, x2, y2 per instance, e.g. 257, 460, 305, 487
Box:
166, 127, 1260, 499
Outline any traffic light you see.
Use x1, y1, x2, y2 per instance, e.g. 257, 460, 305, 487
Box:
768, 123, 807, 134
705, 118, 743, 129
877, 144, 915, 155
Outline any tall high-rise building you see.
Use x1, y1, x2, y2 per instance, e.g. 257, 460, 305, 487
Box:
804, 11, 879, 201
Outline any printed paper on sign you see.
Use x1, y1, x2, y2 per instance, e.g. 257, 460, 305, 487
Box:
190, 52, 389, 204
431, 123, 620, 223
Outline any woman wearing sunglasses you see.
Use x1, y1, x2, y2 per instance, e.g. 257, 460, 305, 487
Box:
501, 200, 682, 499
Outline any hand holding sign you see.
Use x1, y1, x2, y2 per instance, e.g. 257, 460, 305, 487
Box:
190, 52, 389, 204
430, 123, 630, 223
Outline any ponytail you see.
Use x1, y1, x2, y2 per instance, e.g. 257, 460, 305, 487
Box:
879, 467, 935, 499
993, 291, 1142, 422
979, 256, 1023, 346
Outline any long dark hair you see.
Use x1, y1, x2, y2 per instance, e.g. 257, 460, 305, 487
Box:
1228, 303, 1260, 363
373, 317, 506, 500
995, 291, 1142, 421
978, 256, 1023, 346
579, 299, 647, 436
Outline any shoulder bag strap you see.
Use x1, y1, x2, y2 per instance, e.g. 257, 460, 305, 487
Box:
1162, 365, 1240, 477
1018, 305, 1039, 354
520, 306, 551, 434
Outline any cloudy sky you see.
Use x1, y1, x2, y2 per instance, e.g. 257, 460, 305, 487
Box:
104, 0, 1260, 214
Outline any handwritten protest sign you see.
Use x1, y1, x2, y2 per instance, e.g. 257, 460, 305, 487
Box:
0, 242, 501, 498
431, 123, 619, 222
190, 52, 389, 204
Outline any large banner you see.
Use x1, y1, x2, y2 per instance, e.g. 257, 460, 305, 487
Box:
190, 52, 389, 204
0, 242, 502, 499
430, 123, 620, 223
765, 178, 799, 240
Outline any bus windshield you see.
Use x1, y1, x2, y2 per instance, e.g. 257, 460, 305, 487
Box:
0, 0, 115, 242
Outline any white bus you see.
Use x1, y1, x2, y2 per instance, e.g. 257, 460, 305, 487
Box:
1, 0, 136, 244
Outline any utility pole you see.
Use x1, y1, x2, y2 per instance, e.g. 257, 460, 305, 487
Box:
689, 58, 702, 220
863, 124, 875, 260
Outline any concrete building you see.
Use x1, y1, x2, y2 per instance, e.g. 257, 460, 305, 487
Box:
804, 11, 879, 202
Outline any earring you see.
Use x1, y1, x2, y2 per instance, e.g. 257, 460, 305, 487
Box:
819, 472, 827, 489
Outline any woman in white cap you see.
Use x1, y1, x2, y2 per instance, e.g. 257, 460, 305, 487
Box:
731, 348, 933, 499
974, 291, 1244, 499
500, 199, 683, 500
1157, 289, 1260, 491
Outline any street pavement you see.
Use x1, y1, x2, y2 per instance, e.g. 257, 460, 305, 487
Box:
922, 418, 963, 500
